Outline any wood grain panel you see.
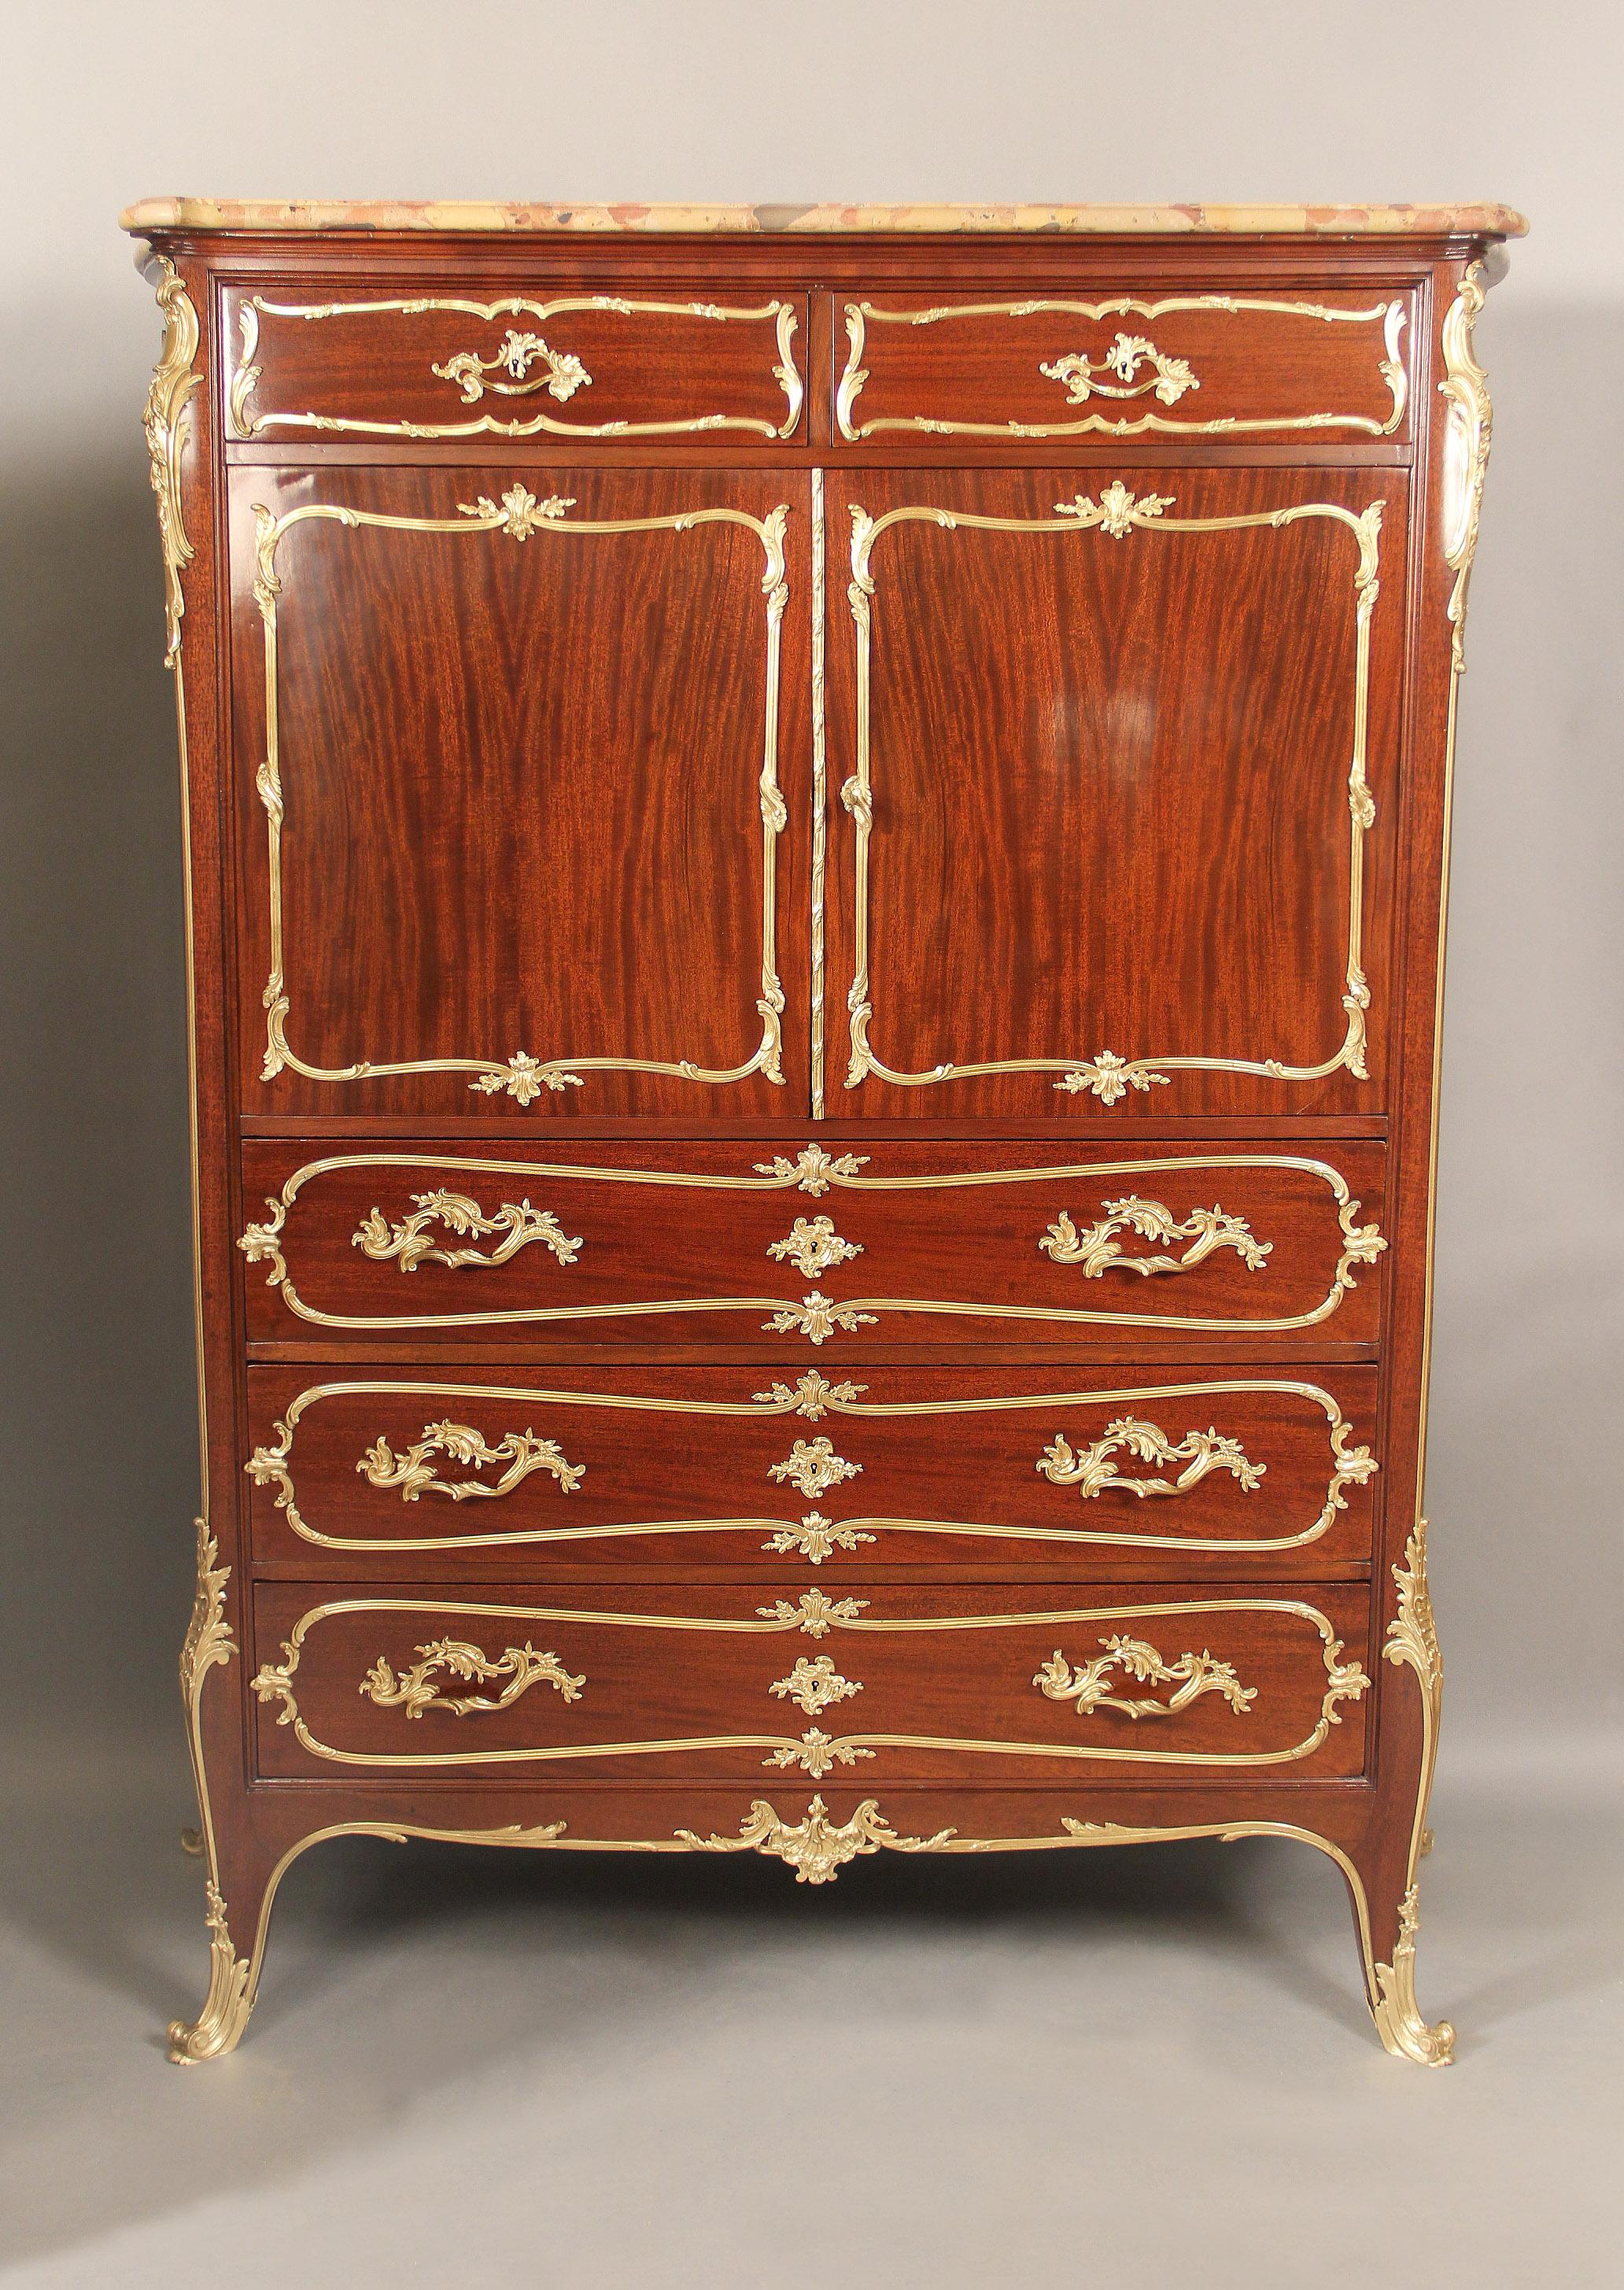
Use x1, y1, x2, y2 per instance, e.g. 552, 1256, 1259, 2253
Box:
230, 466, 809, 1117
225, 286, 807, 443
823, 466, 1406, 1120
836, 290, 1411, 441
245, 1359, 1380, 1579
250, 1578, 1373, 1782
237, 1136, 1387, 1349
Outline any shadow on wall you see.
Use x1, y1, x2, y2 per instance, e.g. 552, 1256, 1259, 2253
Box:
2, 1738, 1616, 2270
0, 460, 195, 1738
1423, 293, 1624, 1748
0, 292, 1620, 1778
0, 1730, 1379, 2267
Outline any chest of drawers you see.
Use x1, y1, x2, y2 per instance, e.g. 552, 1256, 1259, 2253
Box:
125, 194, 1523, 2064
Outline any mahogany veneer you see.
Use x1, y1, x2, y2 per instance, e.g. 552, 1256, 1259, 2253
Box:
249, 1579, 1375, 1784
237, 1136, 1388, 1346
129, 197, 1520, 2066
243, 1360, 1382, 1581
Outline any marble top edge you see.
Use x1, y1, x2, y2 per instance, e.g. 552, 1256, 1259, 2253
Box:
120, 197, 1530, 239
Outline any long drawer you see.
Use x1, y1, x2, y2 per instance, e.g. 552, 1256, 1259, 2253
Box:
238, 1138, 1387, 1350
245, 1361, 1379, 1579
834, 289, 1412, 442
224, 283, 807, 442
250, 1579, 1373, 1784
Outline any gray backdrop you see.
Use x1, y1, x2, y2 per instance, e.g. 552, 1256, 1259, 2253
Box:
2, 5, 1618, 2281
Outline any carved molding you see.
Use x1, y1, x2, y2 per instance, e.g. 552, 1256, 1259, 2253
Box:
677, 1796, 955, 1883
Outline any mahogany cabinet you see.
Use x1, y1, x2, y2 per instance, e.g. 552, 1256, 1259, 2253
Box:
125, 194, 1524, 2065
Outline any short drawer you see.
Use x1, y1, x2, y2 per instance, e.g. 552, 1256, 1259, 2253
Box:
250, 1578, 1373, 1783
245, 1361, 1379, 1579
836, 290, 1412, 443
224, 284, 807, 443
238, 1137, 1387, 1350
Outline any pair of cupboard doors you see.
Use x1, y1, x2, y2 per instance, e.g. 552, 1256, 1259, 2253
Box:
230, 287, 1408, 1129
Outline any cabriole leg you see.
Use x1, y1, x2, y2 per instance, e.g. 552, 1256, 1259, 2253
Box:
1355, 1518, 1455, 2065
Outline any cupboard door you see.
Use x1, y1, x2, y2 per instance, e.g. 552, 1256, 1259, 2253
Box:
821, 467, 1406, 1121
231, 467, 809, 1117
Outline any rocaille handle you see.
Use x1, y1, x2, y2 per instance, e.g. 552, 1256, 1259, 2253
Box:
351, 1188, 583, 1272
1037, 1195, 1272, 1278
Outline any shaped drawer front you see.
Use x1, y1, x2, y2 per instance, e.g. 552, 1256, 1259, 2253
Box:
226, 284, 806, 443
836, 290, 1410, 442
250, 1579, 1373, 1783
245, 1361, 1379, 1579
238, 1139, 1388, 1350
